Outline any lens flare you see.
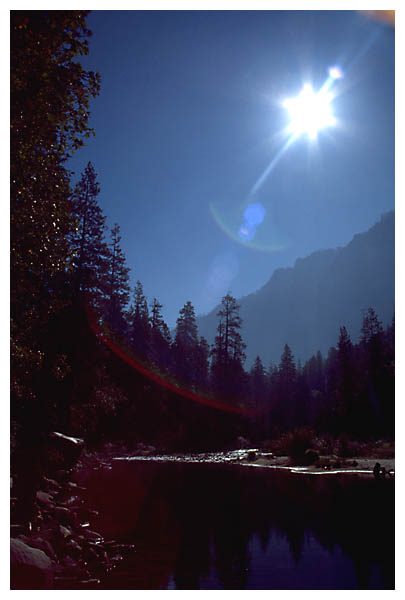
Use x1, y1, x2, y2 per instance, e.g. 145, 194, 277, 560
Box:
283, 84, 336, 140
328, 65, 344, 80
209, 201, 289, 252
238, 202, 266, 241
84, 299, 266, 416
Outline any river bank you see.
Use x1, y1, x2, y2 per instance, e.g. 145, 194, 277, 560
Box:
11, 438, 394, 589
111, 449, 395, 476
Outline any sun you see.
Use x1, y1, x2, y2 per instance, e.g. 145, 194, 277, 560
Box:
283, 84, 336, 140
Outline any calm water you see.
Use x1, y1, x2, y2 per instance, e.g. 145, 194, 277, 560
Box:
76, 459, 394, 590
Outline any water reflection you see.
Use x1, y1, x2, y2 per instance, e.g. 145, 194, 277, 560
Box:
77, 461, 394, 590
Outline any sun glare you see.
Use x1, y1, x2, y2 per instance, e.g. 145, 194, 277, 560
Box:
283, 84, 336, 140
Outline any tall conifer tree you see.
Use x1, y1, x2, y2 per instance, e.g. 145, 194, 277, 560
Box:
128, 280, 150, 358
173, 301, 199, 387
69, 162, 109, 307
149, 298, 171, 370
11, 11, 100, 339
272, 344, 297, 431
211, 293, 247, 402
11, 11, 100, 449
104, 223, 130, 334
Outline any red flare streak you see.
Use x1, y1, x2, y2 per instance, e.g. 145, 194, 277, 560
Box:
84, 302, 267, 417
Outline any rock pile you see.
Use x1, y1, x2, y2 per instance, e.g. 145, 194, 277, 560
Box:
11, 433, 134, 589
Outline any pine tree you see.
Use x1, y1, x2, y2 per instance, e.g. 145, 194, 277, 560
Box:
336, 326, 356, 430
11, 11, 100, 339
272, 344, 297, 431
128, 280, 150, 359
212, 293, 246, 366
211, 293, 247, 403
316, 351, 325, 391
249, 356, 268, 438
279, 344, 297, 388
174, 301, 198, 349
360, 307, 383, 345
250, 356, 267, 410
302, 351, 325, 427
149, 298, 172, 371
11, 11, 100, 451
360, 308, 391, 436
173, 301, 199, 387
68, 162, 109, 307
104, 223, 130, 334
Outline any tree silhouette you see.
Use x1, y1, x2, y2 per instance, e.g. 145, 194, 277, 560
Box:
68, 162, 109, 307
211, 293, 247, 404
11, 11, 100, 338
335, 326, 357, 431
248, 355, 268, 438
272, 344, 297, 431
360, 308, 393, 436
103, 223, 130, 335
149, 298, 172, 371
173, 301, 199, 388
128, 280, 150, 359
11, 11, 100, 448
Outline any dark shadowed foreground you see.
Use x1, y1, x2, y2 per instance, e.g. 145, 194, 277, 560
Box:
74, 459, 394, 590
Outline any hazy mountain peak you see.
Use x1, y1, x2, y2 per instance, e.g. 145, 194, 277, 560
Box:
198, 212, 394, 366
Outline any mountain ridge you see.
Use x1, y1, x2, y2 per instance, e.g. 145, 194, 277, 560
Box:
197, 211, 394, 366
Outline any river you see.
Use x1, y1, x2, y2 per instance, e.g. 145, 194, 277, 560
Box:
75, 456, 394, 589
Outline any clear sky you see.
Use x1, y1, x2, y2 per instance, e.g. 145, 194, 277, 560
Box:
68, 9, 394, 328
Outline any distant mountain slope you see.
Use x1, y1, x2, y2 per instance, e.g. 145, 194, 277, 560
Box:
197, 212, 394, 366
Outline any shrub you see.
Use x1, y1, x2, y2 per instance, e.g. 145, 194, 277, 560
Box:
285, 427, 315, 462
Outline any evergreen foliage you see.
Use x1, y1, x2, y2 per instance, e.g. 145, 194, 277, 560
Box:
11, 10, 100, 333
10, 11, 101, 449
68, 162, 109, 305
173, 301, 199, 388
211, 293, 247, 403
103, 223, 130, 334
128, 280, 150, 359
149, 298, 172, 371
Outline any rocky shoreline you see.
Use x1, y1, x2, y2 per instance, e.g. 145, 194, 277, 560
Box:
10, 434, 137, 590
10, 436, 394, 590
11, 467, 134, 589
113, 448, 395, 475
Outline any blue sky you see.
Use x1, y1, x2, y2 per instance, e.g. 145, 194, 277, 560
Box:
68, 10, 394, 327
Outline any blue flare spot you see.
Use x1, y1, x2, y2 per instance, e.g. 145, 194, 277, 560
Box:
244, 202, 266, 226
238, 223, 256, 240
238, 202, 266, 241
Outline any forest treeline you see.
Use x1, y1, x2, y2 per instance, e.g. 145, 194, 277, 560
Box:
11, 11, 394, 458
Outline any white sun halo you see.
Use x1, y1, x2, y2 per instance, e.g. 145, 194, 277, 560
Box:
283, 84, 336, 140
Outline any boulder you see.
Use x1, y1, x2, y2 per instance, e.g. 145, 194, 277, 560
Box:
16, 535, 57, 561
51, 506, 77, 527
36, 490, 55, 506
82, 529, 104, 542
247, 450, 258, 461
10, 538, 53, 589
59, 525, 73, 539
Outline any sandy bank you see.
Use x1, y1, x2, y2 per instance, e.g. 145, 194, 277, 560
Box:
113, 449, 395, 476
